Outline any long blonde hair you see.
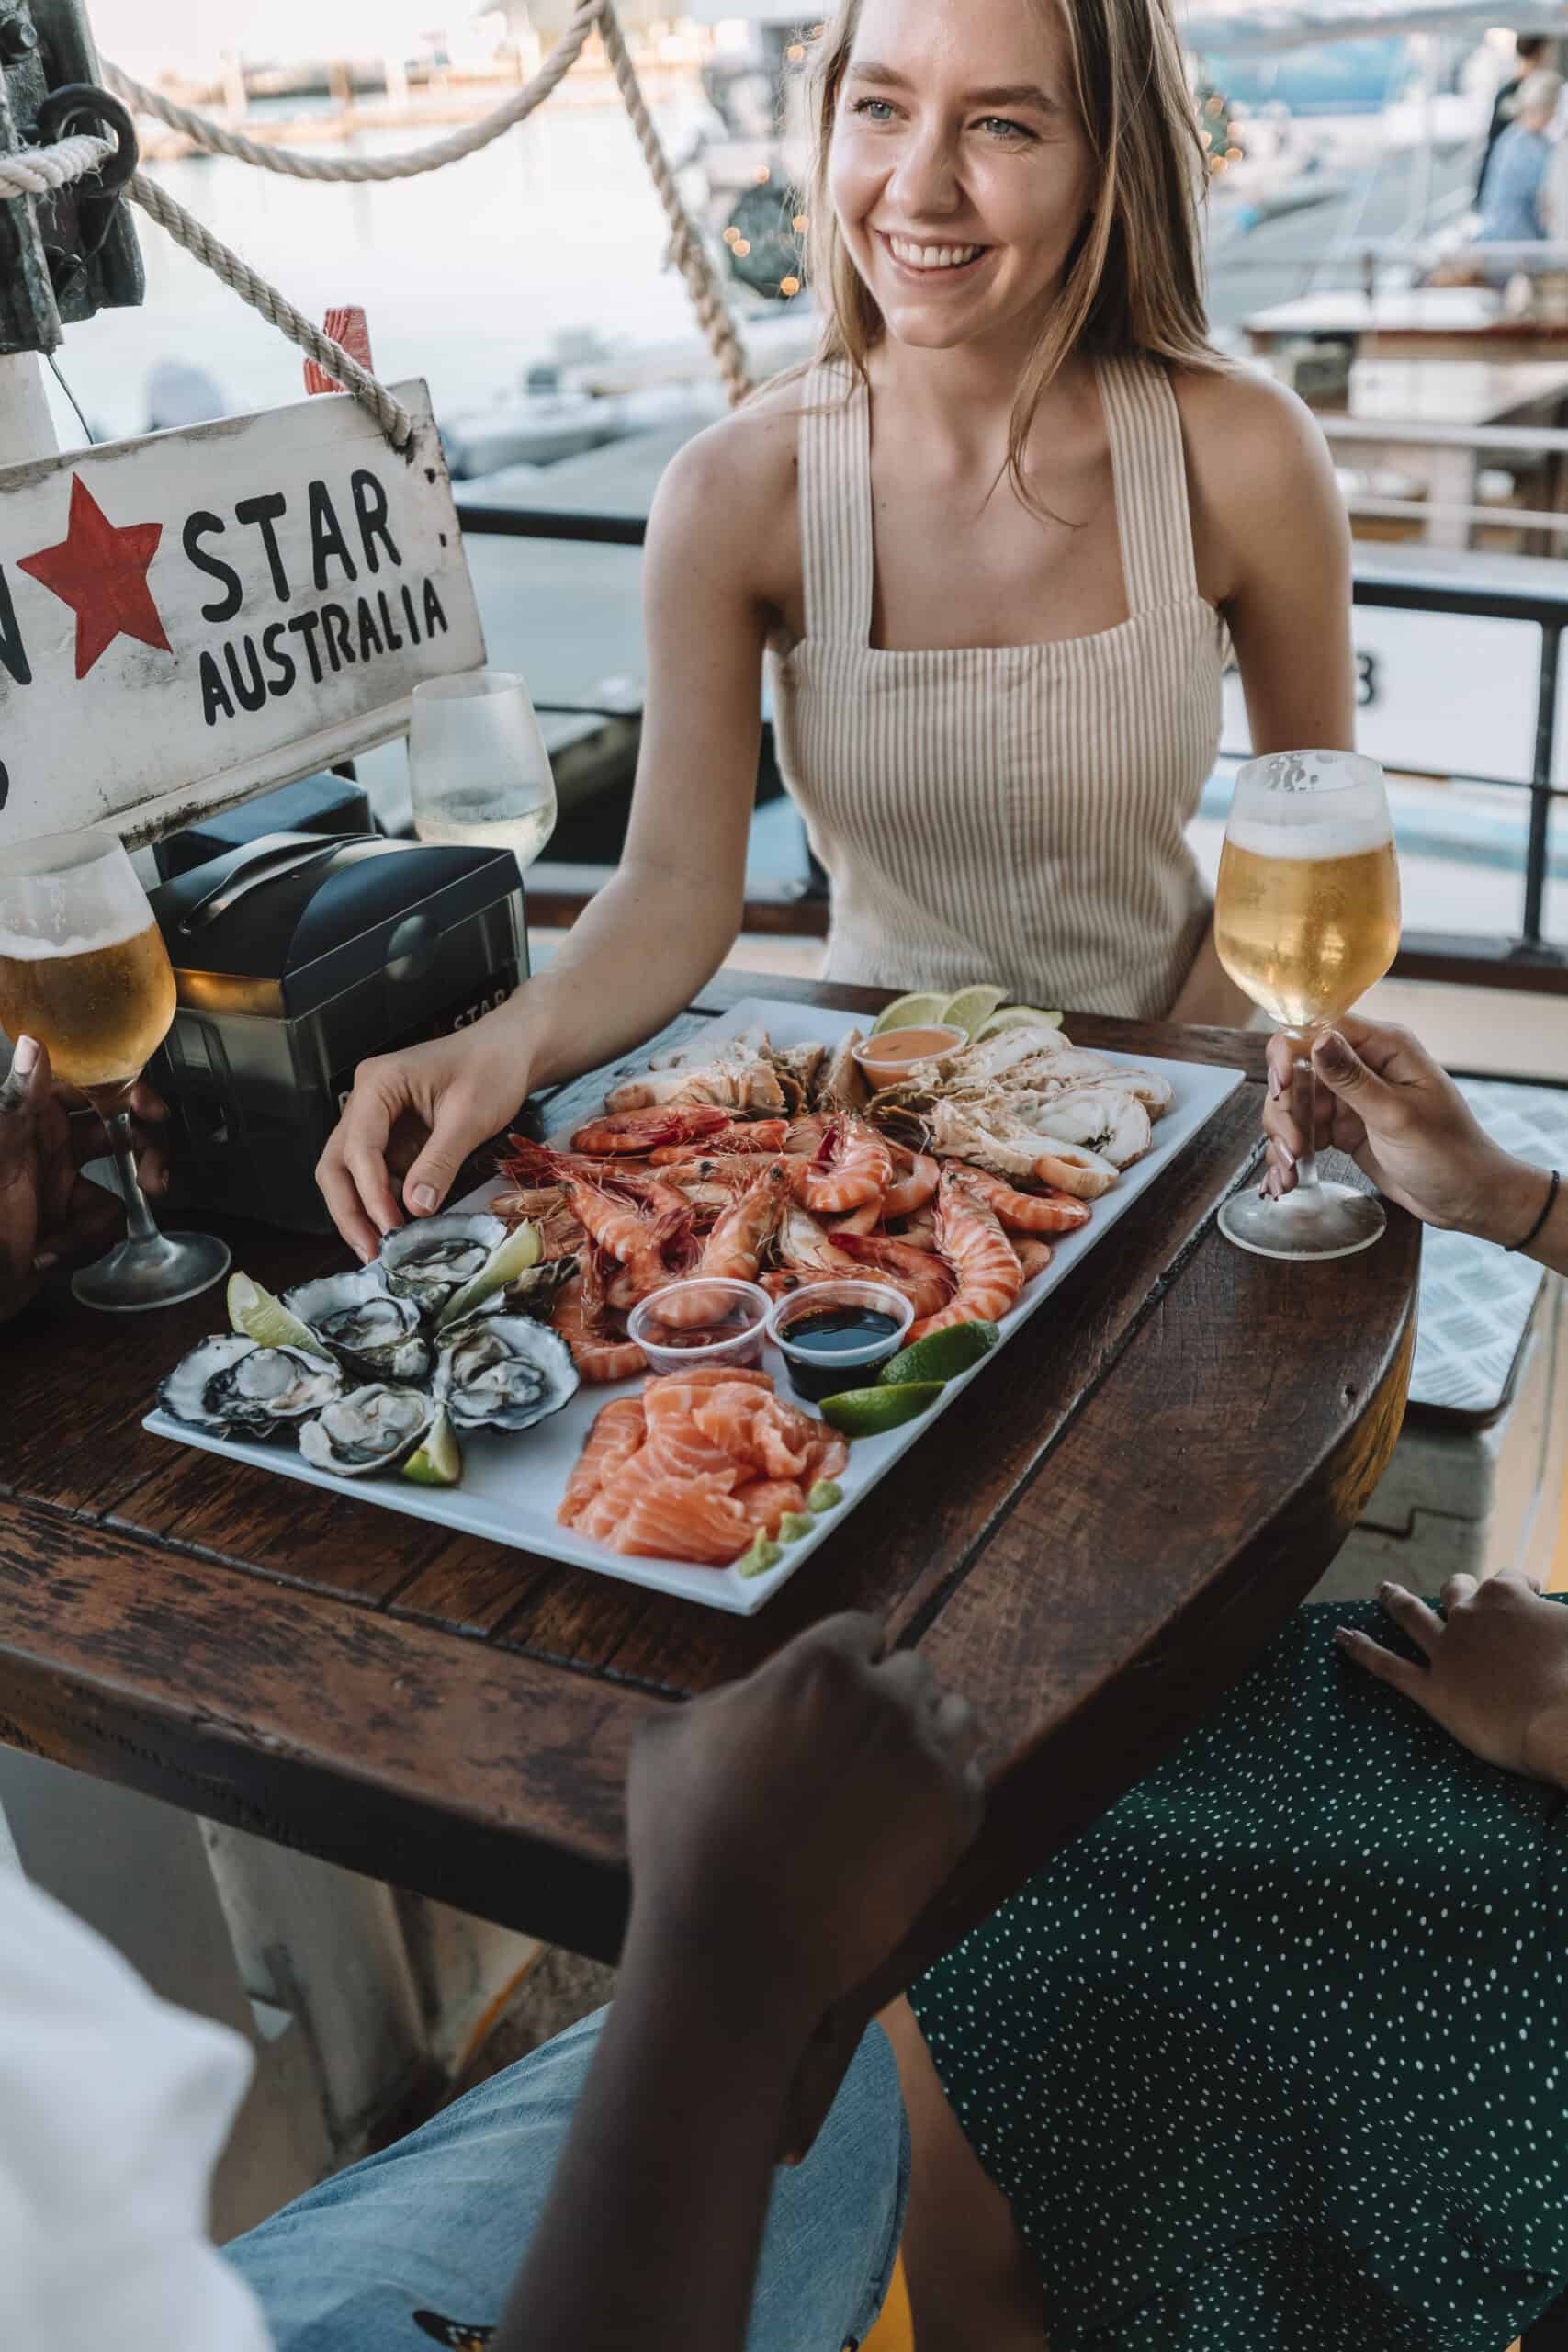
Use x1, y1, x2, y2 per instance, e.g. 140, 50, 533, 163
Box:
803, 0, 1219, 492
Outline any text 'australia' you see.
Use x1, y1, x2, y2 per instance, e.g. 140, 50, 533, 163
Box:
184, 467, 449, 729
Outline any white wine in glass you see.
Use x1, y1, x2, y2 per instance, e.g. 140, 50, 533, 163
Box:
0, 828, 231, 1311
409, 670, 557, 876
1213, 750, 1401, 1261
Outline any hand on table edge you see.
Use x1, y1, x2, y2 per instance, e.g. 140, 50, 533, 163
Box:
491, 1612, 983, 2352
0, 1035, 169, 1325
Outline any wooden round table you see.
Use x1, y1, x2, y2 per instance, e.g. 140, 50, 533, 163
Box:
0, 972, 1418, 1991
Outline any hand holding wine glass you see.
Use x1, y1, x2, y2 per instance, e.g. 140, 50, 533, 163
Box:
0, 829, 228, 1311
1213, 749, 1401, 1261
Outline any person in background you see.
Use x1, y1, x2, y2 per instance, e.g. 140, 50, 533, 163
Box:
0, 1032, 165, 1324
885, 1016, 1568, 2352
1475, 32, 1551, 205
1475, 66, 1564, 267
319, 0, 1359, 1263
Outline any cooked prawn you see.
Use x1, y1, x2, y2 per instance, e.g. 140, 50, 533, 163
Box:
882, 1143, 940, 1219
648, 1119, 790, 1162
1013, 1237, 1054, 1281
951, 1163, 1092, 1236
832, 1231, 954, 1321
550, 1272, 647, 1384
660, 1161, 790, 1326
789, 1114, 894, 1214
908, 1167, 1023, 1342
570, 1103, 729, 1156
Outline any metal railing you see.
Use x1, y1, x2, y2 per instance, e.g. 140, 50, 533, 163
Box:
457, 502, 1568, 988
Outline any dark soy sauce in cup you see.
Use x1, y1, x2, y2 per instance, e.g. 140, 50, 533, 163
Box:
778, 1306, 903, 1401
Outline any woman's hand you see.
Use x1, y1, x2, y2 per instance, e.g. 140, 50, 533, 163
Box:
1338, 1571, 1568, 1789
316, 1006, 535, 1264
1261, 1016, 1549, 1244
0, 1036, 167, 1324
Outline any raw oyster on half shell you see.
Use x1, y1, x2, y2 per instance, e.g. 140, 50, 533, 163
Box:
378, 1213, 508, 1317
299, 1384, 434, 1477
434, 1312, 580, 1433
160, 1334, 343, 1436
282, 1265, 432, 1385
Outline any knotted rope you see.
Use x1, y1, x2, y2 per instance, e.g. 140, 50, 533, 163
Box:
1, 0, 753, 447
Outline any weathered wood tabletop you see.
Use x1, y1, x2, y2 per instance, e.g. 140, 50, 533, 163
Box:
0, 971, 1419, 1979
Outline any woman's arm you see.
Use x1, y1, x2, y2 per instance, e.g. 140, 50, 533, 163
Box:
318, 411, 795, 1251
1168, 369, 1359, 1030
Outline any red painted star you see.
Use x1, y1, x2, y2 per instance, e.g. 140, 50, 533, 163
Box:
18, 474, 172, 680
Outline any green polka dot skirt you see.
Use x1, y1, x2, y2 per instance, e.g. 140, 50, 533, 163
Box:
909, 1597, 1568, 2349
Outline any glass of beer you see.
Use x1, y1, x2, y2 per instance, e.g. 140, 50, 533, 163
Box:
0, 829, 230, 1311
409, 671, 557, 876
1213, 750, 1401, 1261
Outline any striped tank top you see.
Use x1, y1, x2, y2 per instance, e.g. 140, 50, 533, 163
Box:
768, 356, 1227, 1020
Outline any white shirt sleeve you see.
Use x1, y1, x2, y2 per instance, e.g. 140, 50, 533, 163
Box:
0, 1866, 275, 2352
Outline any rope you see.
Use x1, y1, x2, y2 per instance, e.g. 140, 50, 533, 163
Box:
0, 130, 116, 198
104, 2, 600, 186
592, 4, 753, 406
126, 170, 413, 447
104, 0, 752, 408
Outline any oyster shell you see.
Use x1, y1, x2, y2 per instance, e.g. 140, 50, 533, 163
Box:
377, 1213, 508, 1317
282, 1265, 432, 1385
161, 1333, 343, 1436
434, 1312, 580, 1433
299, 1384, 434, 1477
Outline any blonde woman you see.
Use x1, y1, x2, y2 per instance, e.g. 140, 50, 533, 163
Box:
320, 0, 1353, 1257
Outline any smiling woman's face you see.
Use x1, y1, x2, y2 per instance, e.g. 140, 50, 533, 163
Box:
828, 0, 1098, 356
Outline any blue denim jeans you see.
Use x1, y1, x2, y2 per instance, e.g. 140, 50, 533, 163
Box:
225, 2011, 908, 2352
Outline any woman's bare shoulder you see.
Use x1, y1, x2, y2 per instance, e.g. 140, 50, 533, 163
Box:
1169, 358, 1345, 602
1170, 358, 1337, 499
649, 378, 807, 604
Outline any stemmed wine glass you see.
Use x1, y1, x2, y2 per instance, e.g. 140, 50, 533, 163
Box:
409, 670, 558, 876
1213, 750, 1402, 1261
0, 828, 230, 1310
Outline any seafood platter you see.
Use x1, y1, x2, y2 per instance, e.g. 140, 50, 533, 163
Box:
144, 995, 1245, 1616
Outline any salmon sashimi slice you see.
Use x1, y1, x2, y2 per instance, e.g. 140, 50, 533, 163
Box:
558, 1396, 646, 1528
734, 1478, 807, 1536
640, 1386, 747, 1487
611, 1473, 754, 1565
641, 1365, 774, 1394
803, 1429, 850, 1485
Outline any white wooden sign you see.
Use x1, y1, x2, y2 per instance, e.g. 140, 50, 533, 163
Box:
0, 379, 485, 847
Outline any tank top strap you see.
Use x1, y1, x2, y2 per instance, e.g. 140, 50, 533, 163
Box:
1098, 354, 1200, 614
798, 360, 874, 646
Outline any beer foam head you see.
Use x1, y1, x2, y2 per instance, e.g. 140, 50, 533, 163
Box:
0, 828, 150, 957
1225, 813, 1393, 861
0, 909, 150, 959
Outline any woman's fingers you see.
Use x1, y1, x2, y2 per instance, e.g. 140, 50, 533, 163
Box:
1378, 1581, 1443, 1656
1334, 1624, 1427, 1702
1440, 1573, 1479, 1612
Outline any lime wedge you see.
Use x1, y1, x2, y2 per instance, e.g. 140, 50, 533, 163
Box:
880, 1320, 999, 1388
942, 984, 1006, 1039
871, 990, 950, 1036
227, 1272, 333, 1361
436, 1220, 543, 1329
976, 1005, 1065, 1039
820, 1382, 945, 1438
402, 1409, 463, 1488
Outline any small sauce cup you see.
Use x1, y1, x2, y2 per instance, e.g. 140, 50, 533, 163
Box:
852, 1024, 966, 1090
629, 1278, 772, 1374
766, 1280, 915, 1403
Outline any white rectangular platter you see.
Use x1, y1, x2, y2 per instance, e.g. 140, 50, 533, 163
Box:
145, 997, 1247, 1615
